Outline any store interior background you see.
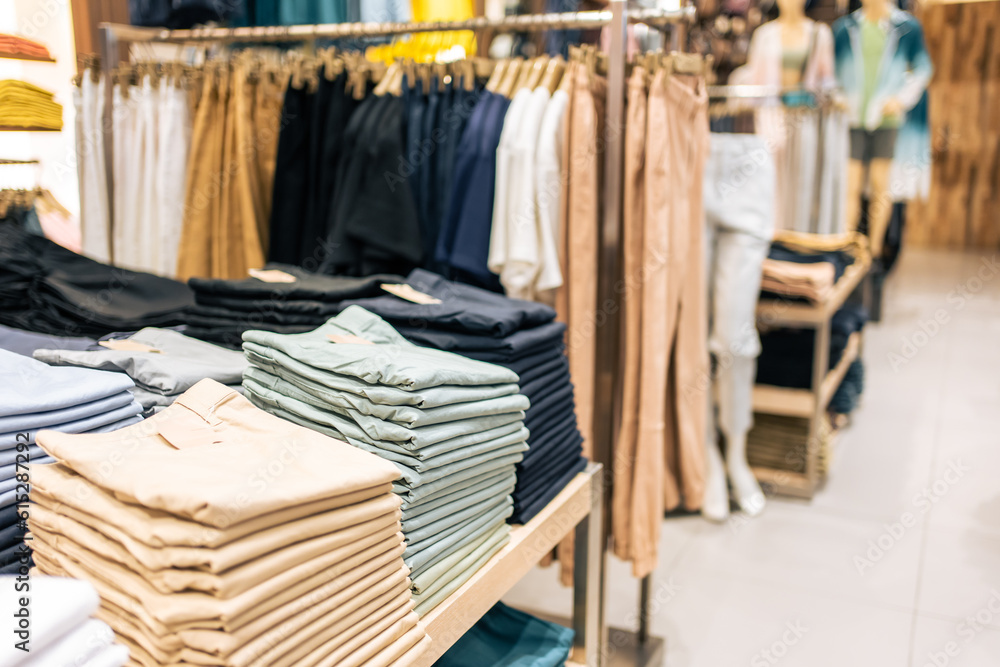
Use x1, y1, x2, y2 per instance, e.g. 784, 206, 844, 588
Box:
3, 0, 999, 665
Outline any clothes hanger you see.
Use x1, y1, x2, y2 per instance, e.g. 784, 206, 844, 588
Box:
541, 57, 565, 95
496, 57, 523, 98
485, 59, 507, 92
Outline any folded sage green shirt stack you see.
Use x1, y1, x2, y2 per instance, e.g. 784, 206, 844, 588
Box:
29, 378, 429, 667
242, 306, 530, 616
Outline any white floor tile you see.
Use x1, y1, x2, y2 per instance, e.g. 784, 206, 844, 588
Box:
909, 614, 1000, 667
917, 526, 1000, 628
657, 575, 912, 667
667, 500, 923, 609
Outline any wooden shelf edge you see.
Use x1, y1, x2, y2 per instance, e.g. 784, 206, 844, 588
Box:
411, 463, 602, 667
752, 332, 863, 417
757, 256, 871, 327
818, 332, 862, 407
0, 51, 56, 63
0, 125, 61, 132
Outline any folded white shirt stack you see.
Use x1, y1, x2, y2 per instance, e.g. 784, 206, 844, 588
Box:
0, 575, 129, 667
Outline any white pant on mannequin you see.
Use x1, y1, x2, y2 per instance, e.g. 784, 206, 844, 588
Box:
701, 134, 775, 520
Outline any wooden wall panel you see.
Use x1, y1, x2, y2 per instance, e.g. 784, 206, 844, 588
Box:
908, 0, 1000, 250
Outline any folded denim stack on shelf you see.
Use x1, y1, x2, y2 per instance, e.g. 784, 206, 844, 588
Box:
185, 265, 403, 348
339, 269, 587, 524
29, 379, 429, 667
0, 349, 143, 574
0, 575, 129, 666
0, 225, 193, 338
756, 304, 868, 389
241, 306, 527, 616
33, 327, 247, 412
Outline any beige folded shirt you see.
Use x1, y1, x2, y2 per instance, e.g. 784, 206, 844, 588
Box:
311, 609, 422, 667
90, 561, 409, 663
30, 488, 400, 574
94, 574, 413, 667
29, 506, 401, 597
31, 463, 392, 549
35, 379, 401, 527
30, 530, 405, 631
394, 635, 434, 667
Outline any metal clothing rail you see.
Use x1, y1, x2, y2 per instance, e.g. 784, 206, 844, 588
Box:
99, 7, 695, 45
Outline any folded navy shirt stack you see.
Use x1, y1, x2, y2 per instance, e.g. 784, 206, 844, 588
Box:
339, 269, 588, 523
185, 264, 403, 348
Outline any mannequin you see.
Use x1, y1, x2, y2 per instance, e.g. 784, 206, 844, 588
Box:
834, 0, 932, 256
701, 0, 833, 523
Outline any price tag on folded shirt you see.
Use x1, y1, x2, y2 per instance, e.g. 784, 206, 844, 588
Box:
381, 284, 441, 305
99, 340, 162, 354
327, 334, 375, 345
249, 268, 297, 283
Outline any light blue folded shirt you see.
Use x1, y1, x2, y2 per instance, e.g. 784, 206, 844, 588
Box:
242, 306, 519, 390
0, 349, 135, 418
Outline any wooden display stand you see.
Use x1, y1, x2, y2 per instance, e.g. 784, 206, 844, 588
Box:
750, 257, 870, 498
413, 463, 605, 667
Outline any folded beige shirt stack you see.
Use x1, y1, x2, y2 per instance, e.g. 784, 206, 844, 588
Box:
760, 259, 837, 304
28, 379, 431, 667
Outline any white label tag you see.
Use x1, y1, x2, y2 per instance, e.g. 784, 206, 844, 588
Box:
381, 284, 441, 305
327, 334, 375, 345
249, 268, 297, 283
99, 340, 162, 354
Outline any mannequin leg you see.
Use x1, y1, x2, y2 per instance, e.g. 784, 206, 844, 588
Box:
845, 159, 866, 234
709, 229, 771, 517
702, 386, 730, 522
717, 356, 766, 516
867, 158, 894, 257
701, 212, 729, 521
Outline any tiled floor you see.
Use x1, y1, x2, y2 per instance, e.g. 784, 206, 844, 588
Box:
504, 248, 1000, 666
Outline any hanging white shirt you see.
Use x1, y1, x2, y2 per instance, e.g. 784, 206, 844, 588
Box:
488, 87, 533, 293
533, 88, 569, 299
489, 86, 552, 300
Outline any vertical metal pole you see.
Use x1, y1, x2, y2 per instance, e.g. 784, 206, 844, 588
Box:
573, 466, 606, 667
638, 575, 651, 644
99, 24, 118, 263
595, 0, 627, 660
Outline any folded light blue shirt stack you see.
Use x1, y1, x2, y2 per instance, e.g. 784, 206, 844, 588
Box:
241, 306, 530, 616
0, 349, 143, 574
32, 327, 248, 412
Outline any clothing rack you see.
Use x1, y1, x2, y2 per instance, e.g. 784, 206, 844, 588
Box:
97, 5, 696, 664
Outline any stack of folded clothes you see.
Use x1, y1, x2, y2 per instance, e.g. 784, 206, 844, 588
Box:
756, 304, 868, 389
339, 269, 588, 524
0, 349, 143, 574
0, 80, 62, 130
760, 231, 868, 305
0, 575, 130, 665
0, 33, 54, 60
29, 379, 430, 666
241, 306, 527, 616
0, 225, 193, 337
184, 265, 403, 348
33, 327, 247, 412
